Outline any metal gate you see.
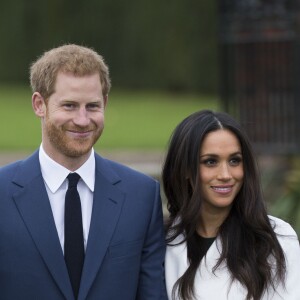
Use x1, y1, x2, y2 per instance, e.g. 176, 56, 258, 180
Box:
219, 0, 300, 154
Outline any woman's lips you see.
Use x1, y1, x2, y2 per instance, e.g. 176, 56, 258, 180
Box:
211, 185, 233, 194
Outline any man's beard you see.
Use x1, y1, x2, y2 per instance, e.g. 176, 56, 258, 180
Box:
45, 119, 103, 158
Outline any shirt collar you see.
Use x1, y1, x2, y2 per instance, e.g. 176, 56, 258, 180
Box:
39, 145, 95, 193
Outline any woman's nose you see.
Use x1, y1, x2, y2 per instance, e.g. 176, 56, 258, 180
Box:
217, 163, 232, 180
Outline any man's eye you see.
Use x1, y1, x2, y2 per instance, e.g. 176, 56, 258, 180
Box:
64, 103, 75, 109
86, 103, 102, 111
88, 104, 100, 109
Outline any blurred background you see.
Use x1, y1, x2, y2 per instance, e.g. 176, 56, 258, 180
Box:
0, 0, 299, 234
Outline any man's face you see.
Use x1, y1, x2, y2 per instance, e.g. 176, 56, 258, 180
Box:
41, 71, 106, 165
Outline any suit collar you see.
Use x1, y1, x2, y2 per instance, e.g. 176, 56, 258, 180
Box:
12, 151, 74, 300
78, 154, 125, 300
93, 153, 122, 185
12, 150, 41, 187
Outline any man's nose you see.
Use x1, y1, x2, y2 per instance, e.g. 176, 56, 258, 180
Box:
73, 108, 90, 127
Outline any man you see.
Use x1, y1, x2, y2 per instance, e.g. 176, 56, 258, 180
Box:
0, 44, 166, 300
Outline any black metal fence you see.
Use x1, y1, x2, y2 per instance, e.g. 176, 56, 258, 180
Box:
219, 0, 300, 154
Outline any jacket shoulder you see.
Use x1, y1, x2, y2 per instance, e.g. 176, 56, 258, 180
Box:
96, 154, 158, 185
268, 215, 298, 237
0, 160, 22, 179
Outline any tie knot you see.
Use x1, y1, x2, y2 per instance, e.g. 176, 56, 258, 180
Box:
67, 173, 81, 188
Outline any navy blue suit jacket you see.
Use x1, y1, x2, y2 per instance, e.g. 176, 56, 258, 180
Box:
0, 151, 166, 300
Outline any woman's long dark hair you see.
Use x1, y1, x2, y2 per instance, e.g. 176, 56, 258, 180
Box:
162, 110, 286, 300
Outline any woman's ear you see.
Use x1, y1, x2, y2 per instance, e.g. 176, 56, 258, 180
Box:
32, 92, 46, 117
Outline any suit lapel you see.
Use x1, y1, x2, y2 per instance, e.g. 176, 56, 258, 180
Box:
12, 152, 74, 300
78, 155, 125, 300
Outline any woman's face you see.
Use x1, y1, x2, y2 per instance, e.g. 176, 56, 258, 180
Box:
199, 129, 244, 217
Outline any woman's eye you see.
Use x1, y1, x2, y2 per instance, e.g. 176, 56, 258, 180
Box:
229, 157, 242, 166
203, 159, 217, 166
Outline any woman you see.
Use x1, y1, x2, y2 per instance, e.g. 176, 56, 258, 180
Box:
163, 110, 300, 300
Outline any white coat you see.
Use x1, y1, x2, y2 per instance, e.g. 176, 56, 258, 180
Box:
165, 216, 300, 300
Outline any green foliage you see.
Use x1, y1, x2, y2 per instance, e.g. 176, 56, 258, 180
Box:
270, 157, 300, 235
0, 85, 41, 149
0, 0, 218, 93
0, 85, 219, 150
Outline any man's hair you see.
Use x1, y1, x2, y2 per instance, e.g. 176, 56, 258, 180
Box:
30, 44, 111, 99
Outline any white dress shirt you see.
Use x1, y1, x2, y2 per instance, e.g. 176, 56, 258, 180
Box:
39, 145, 95, 252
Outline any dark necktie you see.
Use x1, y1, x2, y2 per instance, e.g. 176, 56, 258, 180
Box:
64, 173, 84, 298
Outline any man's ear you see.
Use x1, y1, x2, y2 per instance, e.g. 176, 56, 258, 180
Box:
32, 92, 46, 117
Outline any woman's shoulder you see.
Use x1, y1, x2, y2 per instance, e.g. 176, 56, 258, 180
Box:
167, 232, 186, 247
268, 215, 298, 238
